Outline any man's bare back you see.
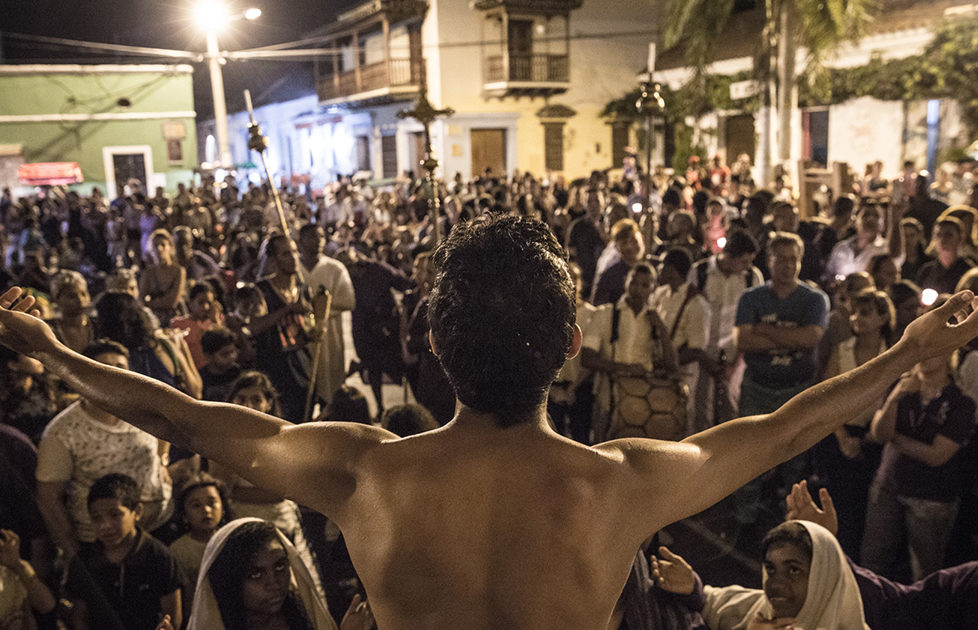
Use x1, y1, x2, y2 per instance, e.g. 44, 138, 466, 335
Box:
3, 215, 978, 629
329, 415, 647, 629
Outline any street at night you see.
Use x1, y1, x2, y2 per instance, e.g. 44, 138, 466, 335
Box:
2, 1, 978, 628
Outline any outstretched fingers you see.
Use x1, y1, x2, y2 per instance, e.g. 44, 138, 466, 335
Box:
0, 287, 23, 309
0, 288, 40, 318
944, 290, 978, 326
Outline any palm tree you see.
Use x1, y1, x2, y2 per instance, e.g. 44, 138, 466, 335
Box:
664, 0, 874, 185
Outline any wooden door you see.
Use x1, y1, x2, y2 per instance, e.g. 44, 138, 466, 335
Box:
381, 135, 397, 179
470, 128, 506, 179
507, 20, 533, 80
724, 114, 755, 166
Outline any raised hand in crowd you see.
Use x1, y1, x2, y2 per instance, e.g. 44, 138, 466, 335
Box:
650, 546, 696, 595
340, 593, 376, 630
784, 480, 838, 537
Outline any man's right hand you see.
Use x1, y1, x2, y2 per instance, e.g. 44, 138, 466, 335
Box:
0, 288, 59, 358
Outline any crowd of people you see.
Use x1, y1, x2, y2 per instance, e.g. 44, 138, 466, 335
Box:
2, 153, 978, 629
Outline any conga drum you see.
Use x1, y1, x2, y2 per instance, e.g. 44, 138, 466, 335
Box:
609, 374, 688, 441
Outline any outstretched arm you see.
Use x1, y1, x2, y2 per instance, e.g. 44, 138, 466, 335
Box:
0, 287, 387, 521
610, 291, 978, 535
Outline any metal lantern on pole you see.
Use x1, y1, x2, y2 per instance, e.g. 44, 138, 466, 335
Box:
635, 79, 665, 210
397, 65, 454, 245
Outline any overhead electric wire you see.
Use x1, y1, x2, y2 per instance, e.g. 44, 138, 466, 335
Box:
1, 31, 201, 61
2, 28, 656, 64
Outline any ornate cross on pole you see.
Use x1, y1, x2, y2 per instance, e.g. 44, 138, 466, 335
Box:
397, 64, 454, 244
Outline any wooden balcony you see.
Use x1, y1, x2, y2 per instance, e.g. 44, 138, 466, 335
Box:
317, 57, 424, 105
483, 53, 570, 97
472, 0, 582, 13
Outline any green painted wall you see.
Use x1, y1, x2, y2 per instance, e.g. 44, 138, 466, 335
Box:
0, 66, 197, 192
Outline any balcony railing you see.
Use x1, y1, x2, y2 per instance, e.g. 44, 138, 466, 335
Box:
318, 57, 423, 102
484, 53, 569, 83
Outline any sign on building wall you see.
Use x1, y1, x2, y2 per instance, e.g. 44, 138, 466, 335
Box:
18, 162, 83, 186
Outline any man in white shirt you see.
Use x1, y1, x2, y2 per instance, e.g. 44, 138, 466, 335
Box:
824, 203, 891, 282
653, 249, 711, 436
689, 230, 764, 425
297, 223, 356, 406
582, 263, 676, 441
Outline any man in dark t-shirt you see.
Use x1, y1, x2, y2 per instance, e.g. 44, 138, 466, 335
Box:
862, 355, 976, 582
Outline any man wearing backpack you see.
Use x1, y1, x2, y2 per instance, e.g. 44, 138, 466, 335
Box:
689, 229, 763, 426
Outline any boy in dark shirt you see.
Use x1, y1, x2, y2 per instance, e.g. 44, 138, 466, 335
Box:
67, 473, 182, 630
199, 329, 243, 403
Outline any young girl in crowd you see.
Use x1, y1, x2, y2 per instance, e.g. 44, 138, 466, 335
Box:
169, 473, 233, 589
816, 272, 874, 376
170, 281, 225, 369
816, 288, 895, 560
140, 228, 187, 327
185, 519, 373, 630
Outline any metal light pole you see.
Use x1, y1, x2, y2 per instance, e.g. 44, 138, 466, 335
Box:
204, 28, 233, 168
397, 65, 453, 244
635, 80, 665, 208
196, 1, 261, 169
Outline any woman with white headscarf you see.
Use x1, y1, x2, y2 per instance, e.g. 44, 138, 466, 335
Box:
651, 520, 868, 630
184, 518, 372, 630
702, 520, 868, 630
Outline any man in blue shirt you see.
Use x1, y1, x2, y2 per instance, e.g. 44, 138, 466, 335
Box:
735, 232, 829, 415
732, 232, 830, 530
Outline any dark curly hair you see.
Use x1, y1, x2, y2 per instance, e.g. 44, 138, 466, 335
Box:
94, 292, 154, 350
428, 215, 575, 424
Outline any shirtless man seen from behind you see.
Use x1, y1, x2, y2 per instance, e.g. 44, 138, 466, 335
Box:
2, 215, 977, 629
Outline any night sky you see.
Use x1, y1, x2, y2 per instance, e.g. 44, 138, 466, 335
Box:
0, 0, 359, 111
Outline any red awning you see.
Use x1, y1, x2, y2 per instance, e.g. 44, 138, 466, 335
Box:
18, 162, 84, 186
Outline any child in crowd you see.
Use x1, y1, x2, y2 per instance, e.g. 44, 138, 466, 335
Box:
169, 474, 232, 616
199, 329, 243, 402
0, 528, 56, 629
66, 472, 183, 630
223, 283, 266, 368
170, 282, 224, 369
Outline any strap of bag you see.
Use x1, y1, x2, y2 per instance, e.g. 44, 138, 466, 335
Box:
668, 285, 698, 341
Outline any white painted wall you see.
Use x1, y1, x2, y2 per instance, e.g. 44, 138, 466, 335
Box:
827, 96, 905, 177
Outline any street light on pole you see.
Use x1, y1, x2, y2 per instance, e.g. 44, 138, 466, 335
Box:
635, 79, 665, 208
195, 0, 261, 169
